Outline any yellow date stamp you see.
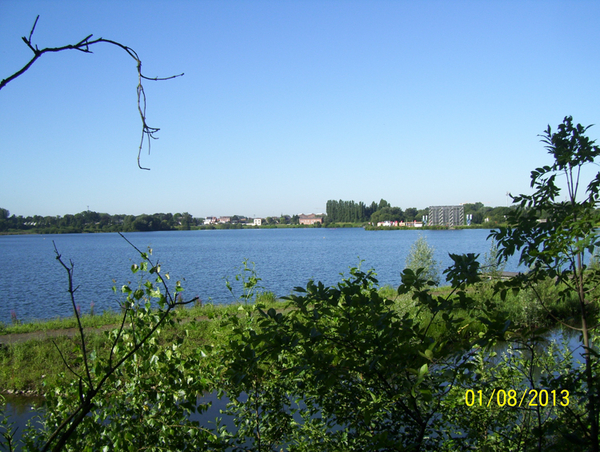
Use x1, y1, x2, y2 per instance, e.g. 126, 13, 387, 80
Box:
465, 389, 570, 407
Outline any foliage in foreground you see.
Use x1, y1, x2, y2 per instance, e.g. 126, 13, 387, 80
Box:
216, 264, 598, 451
1, 255, 598, 451
217, 260, 486, 451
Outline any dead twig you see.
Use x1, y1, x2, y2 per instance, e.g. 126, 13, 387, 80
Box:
0, 15, 184, 169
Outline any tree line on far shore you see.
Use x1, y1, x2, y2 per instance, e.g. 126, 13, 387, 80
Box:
0, 209, 202, 234
325, 199, 514, 226
0, 200, 518, 234
0, 210, 309, 234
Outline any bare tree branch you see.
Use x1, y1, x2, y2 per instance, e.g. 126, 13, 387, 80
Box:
53, 240, 134, 382
42, 239, 198, 452
51, 340, 85, 384
0, 15, 184, 170
53, 242, 93, 387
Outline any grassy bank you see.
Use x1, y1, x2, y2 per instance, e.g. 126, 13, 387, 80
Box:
0, 277, 586, 395
0, 291, 279, 336
0, 293, 281, 394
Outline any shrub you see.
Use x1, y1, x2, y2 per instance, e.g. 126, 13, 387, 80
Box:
405, 236, 441, 285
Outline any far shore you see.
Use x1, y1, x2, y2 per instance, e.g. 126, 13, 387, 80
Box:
0, 223, 499, 236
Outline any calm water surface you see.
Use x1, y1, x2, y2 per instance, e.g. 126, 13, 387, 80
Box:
0, 228, 519, 324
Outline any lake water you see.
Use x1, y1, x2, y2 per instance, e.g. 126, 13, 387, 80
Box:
0, 228, 519, 325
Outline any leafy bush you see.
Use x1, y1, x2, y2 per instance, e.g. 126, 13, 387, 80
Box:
405, 235, 441, 285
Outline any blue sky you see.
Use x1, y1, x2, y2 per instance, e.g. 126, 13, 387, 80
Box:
1, 0, 599, 218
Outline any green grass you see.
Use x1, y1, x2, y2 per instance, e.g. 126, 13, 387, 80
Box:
0, 291, 282, 335
0, 315, 221, 394
1, 279, 592, 395
0, 310, 124, 335
0, 292, 284, 393
0, 332, 109, 393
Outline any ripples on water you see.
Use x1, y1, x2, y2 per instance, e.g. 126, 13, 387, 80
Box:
0, 228, 519, 324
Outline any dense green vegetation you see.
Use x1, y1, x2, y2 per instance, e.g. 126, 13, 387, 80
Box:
325, 198, 425, 225
325, 198, 516, 227
0, 273, 584, 396
0, 211, 319, 234
0, 210, 200, 234
2, 117, 600, 451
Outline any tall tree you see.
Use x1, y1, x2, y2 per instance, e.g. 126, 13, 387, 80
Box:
491, 116, 600, 451
378, 199, 390, 210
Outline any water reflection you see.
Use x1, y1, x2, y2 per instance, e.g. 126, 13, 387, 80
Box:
1, 394, 45, 450
1, 391, 232, 450
492, 326, 586, 363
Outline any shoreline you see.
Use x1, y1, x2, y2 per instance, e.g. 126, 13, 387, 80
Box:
0, 224, 499, 236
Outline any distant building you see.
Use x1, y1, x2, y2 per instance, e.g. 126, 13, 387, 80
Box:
376, 220, 423, 228
298, 214, 323, 225
428, 205, 464, 227
253, 218, 262, 226
219, 216, 231, 224
203, 217, 218, 225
